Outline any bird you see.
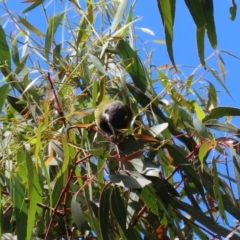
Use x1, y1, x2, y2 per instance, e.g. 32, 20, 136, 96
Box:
94, 100, 133, 141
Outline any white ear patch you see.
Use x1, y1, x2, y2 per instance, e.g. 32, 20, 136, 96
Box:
103, 112, 110, 121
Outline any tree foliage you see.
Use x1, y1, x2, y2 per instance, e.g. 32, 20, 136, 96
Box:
0, 0, 240, 239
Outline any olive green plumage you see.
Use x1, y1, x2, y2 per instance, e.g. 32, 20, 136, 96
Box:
95, 100, 133, 139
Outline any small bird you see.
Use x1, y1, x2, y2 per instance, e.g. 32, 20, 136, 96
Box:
95, 100, 133, 141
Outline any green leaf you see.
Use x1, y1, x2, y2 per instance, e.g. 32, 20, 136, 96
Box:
127, 83, 195, 152
110, 0, 127, 33
110, 186, 142, 240
197, 27, 205, 66
0, 84, 9, 113
209, 68, 232, 98
230, 0, 237, 21
126, 191, 140, 228
172, 198, 239, 239
193, 101, 206, 120
12, 175, 27, 240
0, 25, 11, 68
56, 134, 69, 179
25, 149, 42, 240
116, 39, 148, 92
53, 43, 62, 65
199, 142, 208, 167
140, 186, 159, 215
204, 106, 240, 121
185, 0, 206, 27
229, 144, 240, 202
208, 82, 217, 108
7, 95, 27, 115
201, 0, 217, 48
157, 0, 176, 68
71, 192, 90, 233
22, 0, 44, 14
212, 159, 228, 224
18, 16, 45, 36
193, 118, 209, 139
89, 54, 107, 75
165, 144, 205, 198
205, 119, 240, 135
99, 183, 113, 240
11, 36, 20, 67
45, 12, 65, 61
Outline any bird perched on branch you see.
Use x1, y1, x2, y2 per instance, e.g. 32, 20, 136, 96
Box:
94, 100, 133, 141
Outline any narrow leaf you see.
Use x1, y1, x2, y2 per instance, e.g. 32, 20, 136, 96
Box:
0, 84, 9, 113
116, 39, 148, 92
45, 12, 65, 61
0, 25, 11, 68
18, 16, 45, 36
157, 0, 176, 68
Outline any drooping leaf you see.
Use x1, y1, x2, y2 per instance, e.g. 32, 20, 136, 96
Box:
201, 0, 217, 48
196, 27, 205, 67
157, 0, 176, 68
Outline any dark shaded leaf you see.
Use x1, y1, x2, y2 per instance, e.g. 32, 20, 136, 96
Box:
99, 183, 113, 240
7, 95, 28, 114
